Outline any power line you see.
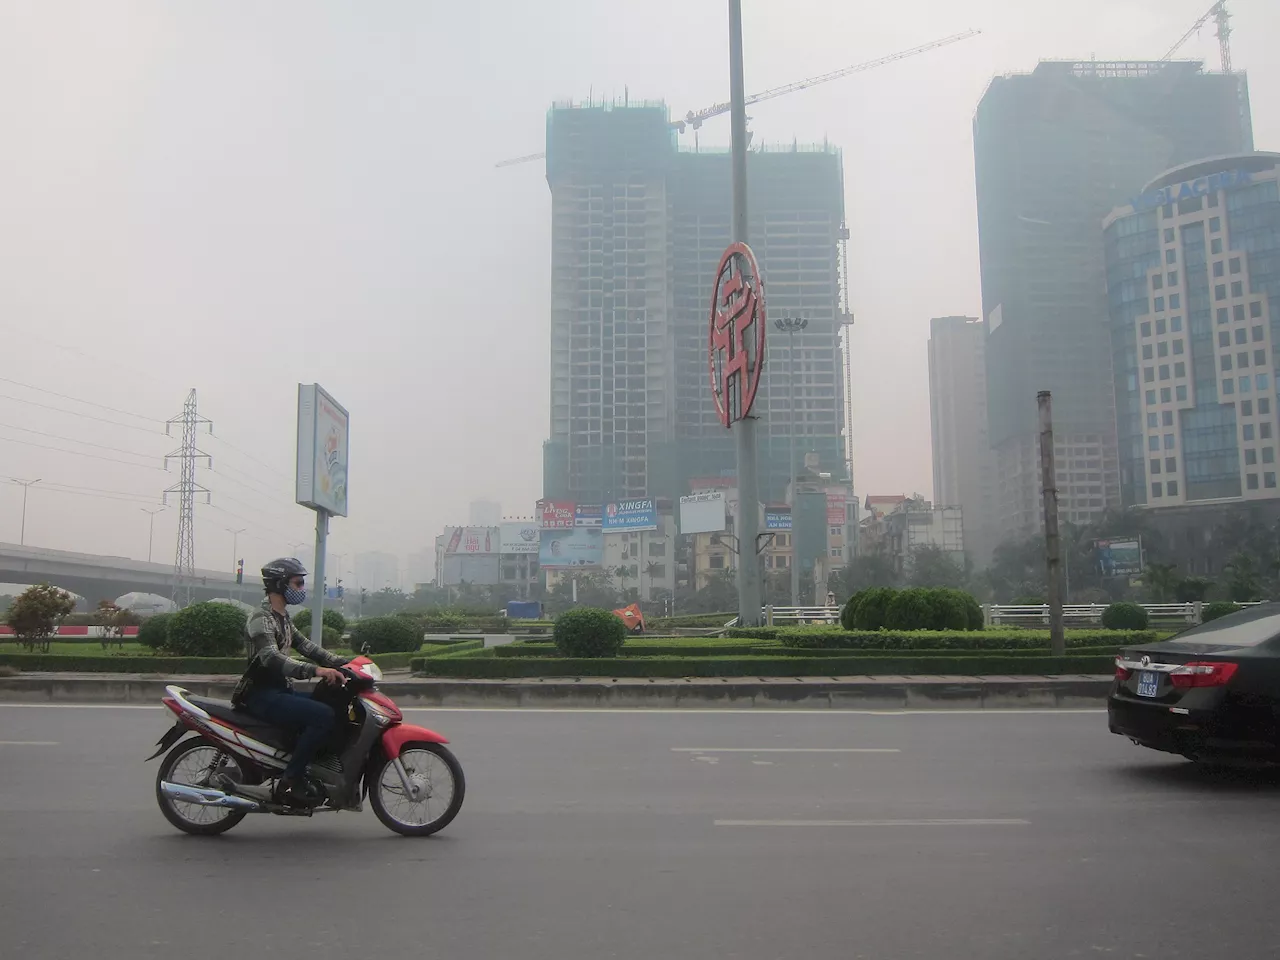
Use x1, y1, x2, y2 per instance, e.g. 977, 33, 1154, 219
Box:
0, 434, 166, 470
209, 464, 292, 505
206, 432, 295, 484
0, 419, 161, 463
0, 376, 165, 423
0, 477, 160, 505
0, 391, 165, 434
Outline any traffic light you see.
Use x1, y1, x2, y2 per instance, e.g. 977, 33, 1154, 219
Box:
235, 559, 244, 585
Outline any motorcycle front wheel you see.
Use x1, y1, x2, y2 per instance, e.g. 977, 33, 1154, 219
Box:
156, 738, 249, 836
368, 742, 465, 837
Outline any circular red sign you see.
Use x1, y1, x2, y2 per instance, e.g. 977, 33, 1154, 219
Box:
708, 242, 767, 428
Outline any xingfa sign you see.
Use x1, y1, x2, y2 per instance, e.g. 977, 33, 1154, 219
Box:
1129, 169, 1253, 212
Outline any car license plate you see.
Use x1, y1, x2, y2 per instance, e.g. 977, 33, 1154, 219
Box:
1137, 671, 1159, 698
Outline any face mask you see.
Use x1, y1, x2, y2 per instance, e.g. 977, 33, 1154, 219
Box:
284, 586, 307, 606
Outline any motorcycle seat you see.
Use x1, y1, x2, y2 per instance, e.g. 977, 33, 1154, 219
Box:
187, 695, 296, 751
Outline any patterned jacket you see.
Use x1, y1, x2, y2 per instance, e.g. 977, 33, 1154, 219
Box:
231, 598, 347, 705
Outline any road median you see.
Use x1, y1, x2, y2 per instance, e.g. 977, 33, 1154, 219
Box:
0, 672, 1112, 709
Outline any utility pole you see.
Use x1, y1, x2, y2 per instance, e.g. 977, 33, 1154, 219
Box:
775, 317, 808, 608
14, 478, 40, 546
227, 528, 245, 602
164, 390, 212, 609
141, 506, 164, 562
1038, 391, 1065, 656
728, 0, 763, 627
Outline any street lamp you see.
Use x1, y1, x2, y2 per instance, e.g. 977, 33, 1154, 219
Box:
227, 528, 245, 601
774, 316, 808, 607
15, 478, 41, 546
141, 506, 165, 562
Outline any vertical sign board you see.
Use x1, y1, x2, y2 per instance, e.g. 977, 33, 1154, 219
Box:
825, 490, 847, 526
297, 383, 349, 647
679, 491, 727, 535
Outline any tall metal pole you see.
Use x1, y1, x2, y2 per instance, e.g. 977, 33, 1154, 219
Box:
16, 478, 40, 546
310, 511, 329, 648
228, 528, 244, 602
1038, 391, 1066, 656
141, 507, 163, 563
775, 317, 808, 608
729, 0, 762, 627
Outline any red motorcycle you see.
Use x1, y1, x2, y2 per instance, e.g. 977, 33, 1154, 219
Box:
147, 656, 464, 837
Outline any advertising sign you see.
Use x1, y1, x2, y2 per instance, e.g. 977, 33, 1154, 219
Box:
540, 501, 575, 529
574, 504, 602, 528
826, 490, 848, 526
688, 476, 735, 490
442, 526, 498, 555
708, 241, 767, 427
500, 521, 540, 555
539, 527, 603, 568
295, 384, 349, 517
1129, 168, 1253, 213
679, 491, 727, 535
765, 508, 792, 531
1095, 537, 1143, 578
603, 499, 658, 533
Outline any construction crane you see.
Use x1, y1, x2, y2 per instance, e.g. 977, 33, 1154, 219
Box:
1163, 1, 1233, 74
494, 28, 981, 169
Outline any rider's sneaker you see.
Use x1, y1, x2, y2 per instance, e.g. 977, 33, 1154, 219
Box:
273, 777, 322, 807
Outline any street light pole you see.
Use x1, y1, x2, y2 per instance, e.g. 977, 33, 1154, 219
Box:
227, 528, 245, 602
141, 507, 164, 562
775, 316, 808, 607
15, 478, 41, 546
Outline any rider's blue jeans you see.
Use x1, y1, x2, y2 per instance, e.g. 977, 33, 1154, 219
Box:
244, 686, 335, 780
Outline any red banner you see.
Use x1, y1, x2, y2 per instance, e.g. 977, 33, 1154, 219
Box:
540, 501, 575, 529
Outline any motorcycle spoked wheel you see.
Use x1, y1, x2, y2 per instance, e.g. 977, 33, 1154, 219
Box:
155, 737, 252, 836
367, 742, 465, 837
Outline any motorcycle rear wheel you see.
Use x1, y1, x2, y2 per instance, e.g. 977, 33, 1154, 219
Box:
156, 738, 249, 836
369, 742, 465, 837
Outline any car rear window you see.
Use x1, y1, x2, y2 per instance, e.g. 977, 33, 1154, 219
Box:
1174, 604, 1280, 648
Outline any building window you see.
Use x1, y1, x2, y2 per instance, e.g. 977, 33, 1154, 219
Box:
1166, 249, 1177, 265
1210, 217, 1221, 232
1149, 435, 1160, 452
1167, 480, 1179, 496
1164, 433, 1176, 450
1268, 473, 1278, 490
1169, 294, 1181, 310
1154, 296, 1165, 312
829, 548, 842, 558
1248, 473, 1259, 490
1165, 456, 1177, 472
1162, 387, 1173, 403
1242, 399, 1254, 416
1258, 373, 1271, 391
1162, 410, 1174, 426
1152, 274, 1164, 290
1253, 325, 1265, 342
1173, 339, 1185, 355
1171, 317, 1183, 333
1262, 423, 1273, 440
1140, 320, 1152, 338
1232, 281, 1244, 298
1142, 344, 1153, 360
648, 541, 666, 557
1144, 366, 1155, 383
1265, 448, 1276, 465
1214, 261, 1225, 278
1156, 318, 1167, 335
1158, 341, 1169, 358
1176, 385, 1188, 402
1245, 448, 1258, 466
1243, 423, 1255, 441
1152, 482, 1163, 498
829, 526, 842, 537
1220, 331, 1231, 347
1175, 362, 1186, 378
1150, 458, 1162, 474
1168, 270, 1179, 286
1238, 352, 1250, 368
1223, 379, 1235, 395
1215, 284, 1227, 301
1222, 355, 1233, 371
1147, 412, 1158, 428
1218, 308, 1229, 325
1146, 390, 1157, 405
1236, 327, 1248, 344
1261, 398, 1273, 415
1164, 227, 1175, 242
1160, 365, 1171, 381
1212, 238, 1224, 255
1252, 301, 1264, 319
709, 554, 725, 569
1240, 376, 1252, 394
1230, 257, 1241, 274
1256, 350, 1268, 366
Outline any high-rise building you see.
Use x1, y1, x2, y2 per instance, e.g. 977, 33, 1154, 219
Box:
468, 500, 502, 527
542, 101, 850, 509
974, 60, 1252, 540
928, 316, 995, 564
1105, 152, 1280, 508
354, 551, 400, 593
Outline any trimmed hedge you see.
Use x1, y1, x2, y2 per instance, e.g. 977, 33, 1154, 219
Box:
1202, 601, 1242, 623
492, 641, 1126, 659
168, 602, 247, 657
350, 616, 422, 654
554, 607, 626, 658
412, 653, 1117, 679
0, 653, 244, 674
1101, 602, 1149, 630
727, 627, 1157, 650
138, 614, 173, 652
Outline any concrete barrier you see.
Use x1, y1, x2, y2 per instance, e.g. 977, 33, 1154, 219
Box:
0, 673, 1113, 709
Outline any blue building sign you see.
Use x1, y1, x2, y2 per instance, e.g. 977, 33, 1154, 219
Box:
1129, 169, 1252, 212
603, 499, 658, 532
764, 509, 792, 531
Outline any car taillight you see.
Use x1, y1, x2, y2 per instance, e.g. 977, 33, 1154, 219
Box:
1169, 661, 1239, 689
1114, 657, 1132, 681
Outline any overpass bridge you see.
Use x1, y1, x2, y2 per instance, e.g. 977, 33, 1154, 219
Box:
0, 542, 251, 609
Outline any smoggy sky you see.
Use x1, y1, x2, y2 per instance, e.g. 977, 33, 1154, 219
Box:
1, 0, 1276, 585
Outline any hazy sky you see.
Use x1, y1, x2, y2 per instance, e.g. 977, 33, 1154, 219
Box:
0, 0, 1276, 585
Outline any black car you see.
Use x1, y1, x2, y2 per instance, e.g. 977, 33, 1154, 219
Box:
1109, 603, 1280, 765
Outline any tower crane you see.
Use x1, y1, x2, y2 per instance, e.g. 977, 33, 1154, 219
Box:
494, 29, 981, 169
1162, 1, 1233, 74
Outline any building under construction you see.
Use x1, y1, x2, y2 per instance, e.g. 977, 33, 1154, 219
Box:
541, 101, 850, 508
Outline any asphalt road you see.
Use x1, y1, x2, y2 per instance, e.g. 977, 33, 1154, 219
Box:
1, 704, 1278, 960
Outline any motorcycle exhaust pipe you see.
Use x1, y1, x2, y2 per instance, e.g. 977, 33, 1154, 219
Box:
160, 781, 263, 812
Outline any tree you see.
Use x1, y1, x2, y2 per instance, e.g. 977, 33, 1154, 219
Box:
1143, 562, 1179, 603
292, 608, 347, 636
361, 587, 408, 618
1225, 552, 1264, 602
5, 584, 76, 652
96, 600, 140, 650
1173, 577, 1213, 603
829, 549, 898, 599
168, 602, 248, 657
906, 545, 967, 589
982, 536, 1047, 603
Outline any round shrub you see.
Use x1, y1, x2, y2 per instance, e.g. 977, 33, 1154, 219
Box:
1101, 601, 1149, 631
1202, 600, 1242, 623
852, 587, 897, 630
292, 608, 347, 637
168, 602, 248, 657
553, 607, 627, 658
840, 590, 866, 631
885, 588, 940, 631
349, 616, 422, 654
958, 590, 985, 631
137, 613, 174, 652
321, 625, 342, 649
930, 589, 974, 631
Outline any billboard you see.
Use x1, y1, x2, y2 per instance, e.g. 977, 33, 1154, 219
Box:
442, 526, 498, 555
826, 490, 847, 526
680, 491, 726, 535
574, 504, 602, 527
295, 384, 349, 517
539, 527, 603, 568
765, 508, 792, 531
500, 521, 540, 555
603, 499, 658, 532
1095, 537, 1143, 578
540, 501, 575, 529
439, 553, 501, 587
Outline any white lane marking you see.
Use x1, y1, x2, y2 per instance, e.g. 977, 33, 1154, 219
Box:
0, 703, 1105, 717
673, 747, 900, 753
715, 819, 1031, 827
751, 760, 774, 766
0, 740, 59, 745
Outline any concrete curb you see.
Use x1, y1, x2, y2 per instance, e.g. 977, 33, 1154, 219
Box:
0, 673, 1113, 709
